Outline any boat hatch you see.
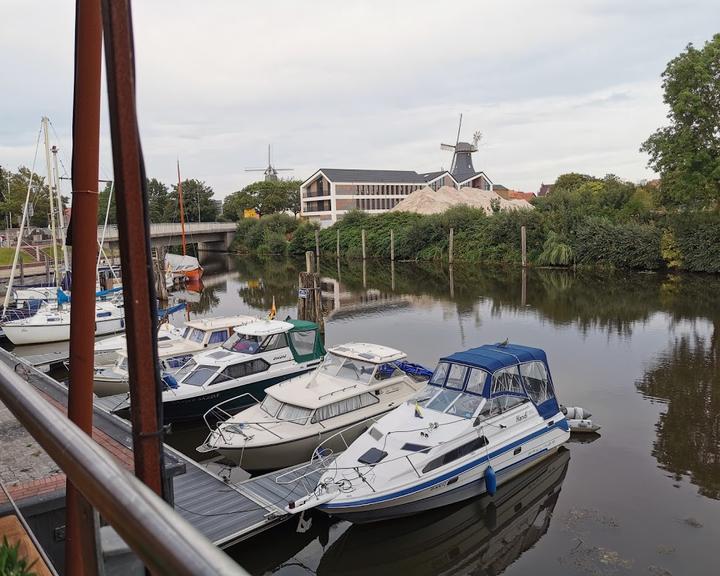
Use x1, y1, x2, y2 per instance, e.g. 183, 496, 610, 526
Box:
358, 447, 388, 465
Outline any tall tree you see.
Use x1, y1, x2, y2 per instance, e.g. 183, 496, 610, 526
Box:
223, 189, 256, 221
641, 34, 720, 209
147, 178, 169, 223
225, 179, 302, 220
97, 181, 117, 225
167, 179, 219, 223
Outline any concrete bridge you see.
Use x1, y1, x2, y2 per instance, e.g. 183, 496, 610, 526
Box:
99, 222, 237, 252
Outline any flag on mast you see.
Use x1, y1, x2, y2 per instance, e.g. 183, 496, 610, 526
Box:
269, 296, 277, 320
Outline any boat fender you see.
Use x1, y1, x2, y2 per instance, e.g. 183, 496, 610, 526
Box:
484, 465, 497, 496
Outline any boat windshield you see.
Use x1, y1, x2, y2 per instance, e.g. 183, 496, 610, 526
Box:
222, 332, 263, 354
117, 357, 128, 371
422, 362, 489, 419
318, 353, 376, 384
260, 395, 312, 425
183, 328, 206, 344
181, 365, 217, 387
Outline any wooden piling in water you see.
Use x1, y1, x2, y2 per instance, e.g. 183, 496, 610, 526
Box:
361, 229, 366, 260
19, 259, 24, 284
390, 229, 395, 262
314, 229, 320, 259
521, 225, 527, 268
336, 229, 340, 259
297, 253, 324, 334
45, 257, 50, 284
449, 228, 454, 265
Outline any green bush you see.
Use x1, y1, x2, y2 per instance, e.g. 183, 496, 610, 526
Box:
574, 218, 662, 269
257, 230, 288, 256
669, 212, 720, 273
288, 221, 319, 255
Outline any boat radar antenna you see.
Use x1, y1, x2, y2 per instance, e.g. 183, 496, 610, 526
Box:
440, 114, 480, 182
245, 144, 294, 182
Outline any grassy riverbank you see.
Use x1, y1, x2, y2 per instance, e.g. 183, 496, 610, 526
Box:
231, 181, 720, 273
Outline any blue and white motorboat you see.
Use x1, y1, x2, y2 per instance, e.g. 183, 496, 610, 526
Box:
284, 343, 570, 523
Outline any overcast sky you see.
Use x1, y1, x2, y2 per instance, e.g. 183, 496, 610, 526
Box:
1, 1, 718, 198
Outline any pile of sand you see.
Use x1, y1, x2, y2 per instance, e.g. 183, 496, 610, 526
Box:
391, 186, 533, 215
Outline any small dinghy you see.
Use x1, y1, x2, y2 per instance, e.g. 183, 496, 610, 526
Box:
561, 406, 601, 434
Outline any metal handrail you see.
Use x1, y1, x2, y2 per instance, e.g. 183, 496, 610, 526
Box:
0, 361, 246, 575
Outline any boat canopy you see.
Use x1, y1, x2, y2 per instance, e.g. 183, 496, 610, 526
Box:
434, 343, 560, 420
286, 319, 325, 363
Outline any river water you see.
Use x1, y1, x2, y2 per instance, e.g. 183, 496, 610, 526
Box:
160, 254, 718, 576
11, 253, 717, 575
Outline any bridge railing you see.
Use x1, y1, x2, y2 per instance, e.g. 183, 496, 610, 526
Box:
99, 222, 237, 240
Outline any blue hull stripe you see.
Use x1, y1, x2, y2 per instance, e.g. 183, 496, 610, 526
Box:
322, 418, 568, 509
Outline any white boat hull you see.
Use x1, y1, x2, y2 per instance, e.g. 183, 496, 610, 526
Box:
3, 316, 124, 346
314, 421, 570, 523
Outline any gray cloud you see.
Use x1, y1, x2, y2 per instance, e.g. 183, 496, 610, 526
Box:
1, 0, 718, 197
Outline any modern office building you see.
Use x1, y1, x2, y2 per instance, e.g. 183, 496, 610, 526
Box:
300, 138, 495, 224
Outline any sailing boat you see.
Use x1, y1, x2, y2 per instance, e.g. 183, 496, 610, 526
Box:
165, 161, 203, 282
1, 117, 125, 345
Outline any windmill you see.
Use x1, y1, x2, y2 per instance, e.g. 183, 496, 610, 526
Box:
440, 114, 480, 182
245, 144, 294, 182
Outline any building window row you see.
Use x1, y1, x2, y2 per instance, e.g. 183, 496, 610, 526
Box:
304, 200, 331, 213
357, 197, 401, 211
355, 184, 420, 196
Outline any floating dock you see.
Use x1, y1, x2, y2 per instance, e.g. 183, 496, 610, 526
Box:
0, 347, 321, 553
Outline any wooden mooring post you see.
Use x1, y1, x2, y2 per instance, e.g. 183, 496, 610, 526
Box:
521, 225, 527, 268
449, 228, 454, 265
336, 229, 340, 259
45, 257, 50, 284
298, 251, 324, 334
19, 259, 24, 285
390, 229, 395, 262
314, 229, 320, 259
361, 229, 366, 260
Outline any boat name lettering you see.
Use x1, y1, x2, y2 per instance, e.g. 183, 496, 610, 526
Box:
516, 412, 528, 422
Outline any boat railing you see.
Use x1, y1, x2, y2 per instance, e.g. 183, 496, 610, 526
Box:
317, 383, 359, 400
0, 353, 245, 575
201, 392, 261, 433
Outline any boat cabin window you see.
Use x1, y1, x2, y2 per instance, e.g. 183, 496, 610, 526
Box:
258, 332, 288, 352
182, 365, 217, 387
208, 330, 229, 345
212, 359, 270, 384
289, 330, 316, 355
429, 362, 449, 386
174, 359, 197, 380
446, 364, 468, 390
493, 395, 528, 412
184, 328, 206, 344
260, 395, 283, 417
466, 368, 487, 395
222, 332, 263, 354
492, 366, 525, 395
375, 363, 404, 381
117, 357, 128, 371
311, 392, 379, 423
520, 361, 555, 405
319, 353, 376, 384
422, 435, 489, 474
276, 403, 313, 425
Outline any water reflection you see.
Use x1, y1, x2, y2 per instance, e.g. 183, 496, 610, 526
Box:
227, 449, 570, 576
636, 332, 720, 499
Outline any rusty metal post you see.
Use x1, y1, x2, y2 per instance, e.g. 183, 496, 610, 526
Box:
102, 0, 164, 501
66, 0, 103, 574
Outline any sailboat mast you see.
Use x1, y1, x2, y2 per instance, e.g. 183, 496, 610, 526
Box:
51, 144, 70, 274
177, 160, 187, 256
42, 117, 60, 286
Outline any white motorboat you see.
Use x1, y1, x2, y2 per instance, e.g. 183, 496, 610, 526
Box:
284, 343, 570, 523
94, 321, 183, 366
93, 314, 256, 395
197, 343, 432, 471
109, 318, 325, 423
2, 299, 125, 346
